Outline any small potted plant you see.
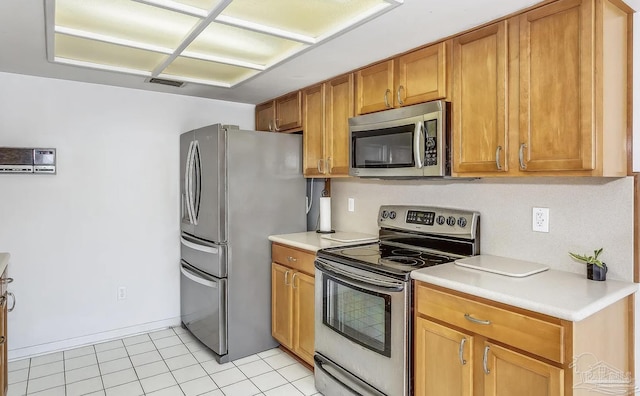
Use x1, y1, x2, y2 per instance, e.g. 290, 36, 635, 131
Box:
569, 248, 608, 281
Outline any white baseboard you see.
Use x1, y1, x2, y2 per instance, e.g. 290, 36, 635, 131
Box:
8, 316, 182, 361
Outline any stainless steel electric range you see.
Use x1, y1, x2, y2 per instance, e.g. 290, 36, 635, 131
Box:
314, 205, 480, 396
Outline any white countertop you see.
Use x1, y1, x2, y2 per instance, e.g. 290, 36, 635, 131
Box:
411, 256, 638, 322
0, 253, 9, 275
268, 231, 377, 252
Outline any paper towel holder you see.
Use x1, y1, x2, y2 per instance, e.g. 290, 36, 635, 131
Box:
316, 190, 335, 234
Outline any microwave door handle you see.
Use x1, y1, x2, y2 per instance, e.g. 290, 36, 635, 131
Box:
414, 122, 424, 169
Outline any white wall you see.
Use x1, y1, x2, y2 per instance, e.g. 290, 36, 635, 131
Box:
0, 72, 254, 360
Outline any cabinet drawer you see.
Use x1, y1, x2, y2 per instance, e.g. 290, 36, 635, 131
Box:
271, 244, 315, 275
415, 283, 565, 363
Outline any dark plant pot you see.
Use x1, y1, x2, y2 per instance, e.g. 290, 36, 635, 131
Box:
587, 263, 607, 281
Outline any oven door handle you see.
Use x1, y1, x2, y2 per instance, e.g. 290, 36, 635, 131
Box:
314, 354, 387, 396
315, 259, 405, 292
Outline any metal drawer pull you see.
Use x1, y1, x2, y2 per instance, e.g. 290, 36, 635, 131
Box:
291, 273, 298, 289
2, 278, 13, 284
519, 143, 527, 169
483, 345, 491, 374
397, 85, 405, 106
458, 338, 467, 365
495, 146, 502, 170
384, 89, 391, 108
7, 292, 15, 312
464, 313, 491, 325
0, 336, 5, 345
284, 270, 290, 286
287, 256, 297, 262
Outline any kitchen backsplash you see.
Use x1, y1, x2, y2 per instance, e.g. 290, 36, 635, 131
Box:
331, 177, 634, 282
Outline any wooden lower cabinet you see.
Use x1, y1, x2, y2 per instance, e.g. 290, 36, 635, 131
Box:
413, 281, 633, 396
271, 243, 315, 366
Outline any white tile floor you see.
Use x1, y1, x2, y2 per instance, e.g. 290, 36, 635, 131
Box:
8, 326, 321, 396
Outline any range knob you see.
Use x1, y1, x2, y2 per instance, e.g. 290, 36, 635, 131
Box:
457, 217, 467, 228
389, 211, 397, 220
447, 216, 456, 226
436, 215, 446, 225
381, 210, 389, 219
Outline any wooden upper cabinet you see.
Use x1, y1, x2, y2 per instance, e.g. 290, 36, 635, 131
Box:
303, 74, 353, 178
356, 42, 448, 115
303, 84, 325, 177
355, 60, 394, 115
452, 21, 508, 175
255, 91, 303, 132
396, 42, 448, 107
325, 74, 354, 176
519, 0, 593, 173
517, 0, 630, 176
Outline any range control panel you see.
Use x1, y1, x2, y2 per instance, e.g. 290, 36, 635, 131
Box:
379, 205, 479, 238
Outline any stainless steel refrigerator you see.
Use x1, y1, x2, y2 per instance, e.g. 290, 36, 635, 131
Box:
180, 124, 305, 363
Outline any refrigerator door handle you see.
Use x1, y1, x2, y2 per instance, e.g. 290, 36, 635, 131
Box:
188, 140, 199, 226
181, 237, 219, 255
184, 140, 196, 225
193, 140, 201, 224
180, 265, 218, 288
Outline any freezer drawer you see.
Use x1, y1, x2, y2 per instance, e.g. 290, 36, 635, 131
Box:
180, 262, 227, 358
180, 233, 227, 278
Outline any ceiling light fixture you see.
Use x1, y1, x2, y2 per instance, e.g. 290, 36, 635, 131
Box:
45, 0, 403, 89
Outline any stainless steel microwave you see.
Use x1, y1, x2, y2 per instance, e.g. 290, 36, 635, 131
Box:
349, 100, 450, 178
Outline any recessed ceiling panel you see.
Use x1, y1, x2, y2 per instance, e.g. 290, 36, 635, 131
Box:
219, 0, 391, 38
55, 34, 168, 73
184, 22, 305, 66
172, 0, 224, 12
163, 57, 258, 85
55, 0, 201, 49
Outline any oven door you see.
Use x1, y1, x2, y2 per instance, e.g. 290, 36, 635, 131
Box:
314, 259, 409, 396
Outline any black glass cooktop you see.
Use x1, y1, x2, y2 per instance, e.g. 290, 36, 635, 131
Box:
317, 242, 457, 279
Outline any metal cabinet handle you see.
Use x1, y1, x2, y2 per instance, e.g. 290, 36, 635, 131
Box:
397, 85, 405, 106
284, 270, 290, 286
317, 159, 326, 174
7, 292, 15, 312
384, 89, 391, 108
268, 120, 273, 132
0, 336, 5, 345
495, 146, 503, 170
464, 313, 491, 325
291, 273, 298, 289
326, 157, 332, 173
483, 345, 491, 374
274, 119, 280, 132
459, 338, 467, 365
519, 143, 527, 169
287, 256, 297, 262
1, 278, 13, 285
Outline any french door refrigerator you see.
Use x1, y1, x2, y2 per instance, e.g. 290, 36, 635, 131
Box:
180, 124, 305, 363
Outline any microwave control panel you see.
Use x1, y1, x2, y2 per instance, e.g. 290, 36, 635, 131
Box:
424, 119, 438, 166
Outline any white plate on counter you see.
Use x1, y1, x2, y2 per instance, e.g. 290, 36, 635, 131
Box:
455, 255, 549, 277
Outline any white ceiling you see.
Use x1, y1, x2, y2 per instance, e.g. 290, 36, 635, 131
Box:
1, 0, 543, 105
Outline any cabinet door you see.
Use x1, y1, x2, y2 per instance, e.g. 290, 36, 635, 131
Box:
292, 271, 315, 366
483, 342, 563, 396
325, 74, 354, 176
271, 263, 293, 349
0, 270, 6, 396
303, 84, 326, 177
356, 60, 394, 115
519, 0, 594, 172
414, 317, 473, 396
276, 91, 303, 131
452, 22, 508, 174
256, 101, 275, 132
397, 42, 448, 107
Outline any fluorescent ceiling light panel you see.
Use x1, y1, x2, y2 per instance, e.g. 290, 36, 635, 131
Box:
46, 0, 402, 88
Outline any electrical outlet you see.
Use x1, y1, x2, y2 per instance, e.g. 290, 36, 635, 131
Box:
532, 207, 550, 233
348, 198, 355, 212
117, 286, 127, 300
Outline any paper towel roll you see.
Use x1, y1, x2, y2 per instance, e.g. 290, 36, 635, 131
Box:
319, 197, 332, 232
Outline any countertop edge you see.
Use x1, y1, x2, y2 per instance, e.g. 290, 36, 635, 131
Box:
0, 253, 9, 275
411, 271, 638, 321
268, 235, 319, 252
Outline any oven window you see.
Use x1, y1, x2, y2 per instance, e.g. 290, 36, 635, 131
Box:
322, 275, 392, 357
352, 124, 416, 168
